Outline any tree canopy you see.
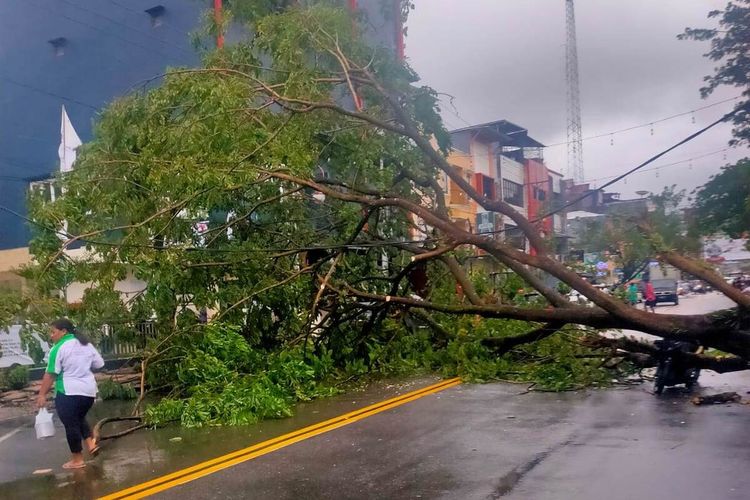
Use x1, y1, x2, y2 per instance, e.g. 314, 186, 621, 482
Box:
690, 158, 750, 239
680, 1, 750, 243
679, 0, 750, 145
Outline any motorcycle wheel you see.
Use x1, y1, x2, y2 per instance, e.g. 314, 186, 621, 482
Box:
654, 365, 666, 395
685, 368, 700, 391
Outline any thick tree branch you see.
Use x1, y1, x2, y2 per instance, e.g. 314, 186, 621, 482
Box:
411, 243, 458, 262
438, 255, 483, 305
340, 285, 625, 328
266, 169, 726, 336
407, 308, 453, 348
660, 250, 750, 309
482, 322, 566, 355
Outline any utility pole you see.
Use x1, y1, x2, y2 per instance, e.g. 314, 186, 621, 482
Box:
565, 0, 584, 183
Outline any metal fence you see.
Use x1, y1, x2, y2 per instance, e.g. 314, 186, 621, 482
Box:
98, 322, 155, 358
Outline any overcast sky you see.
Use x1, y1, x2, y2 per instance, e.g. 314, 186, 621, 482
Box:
406, 0, 748, 200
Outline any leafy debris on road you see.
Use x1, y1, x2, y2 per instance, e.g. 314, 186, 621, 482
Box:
690, 392, 742, 405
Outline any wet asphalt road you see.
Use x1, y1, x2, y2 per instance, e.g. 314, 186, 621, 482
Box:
1, 293, 748, 499
155, 373, 750, 500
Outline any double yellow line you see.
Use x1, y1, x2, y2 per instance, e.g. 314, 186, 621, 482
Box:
99, 377, 461, 499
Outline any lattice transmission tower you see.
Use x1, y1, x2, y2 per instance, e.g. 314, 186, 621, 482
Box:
565, 0, 584, 183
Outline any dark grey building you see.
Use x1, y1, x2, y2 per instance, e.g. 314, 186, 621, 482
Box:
0, 0, 206, 249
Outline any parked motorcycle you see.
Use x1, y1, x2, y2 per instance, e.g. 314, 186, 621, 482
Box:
653, 339, 701, 394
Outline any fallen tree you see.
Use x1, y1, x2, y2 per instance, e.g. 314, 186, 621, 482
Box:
8, 1, 750, 424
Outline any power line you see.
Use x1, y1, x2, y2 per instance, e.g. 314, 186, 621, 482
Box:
544, 95, 741, 148
0, 76, 100, 110
445, 95, 741, 158
471, 112, 739, 238
0, 201, 439, 255
60, 0, 195, 56
27, 0, 189, 64
574, 147, 732, 186
0, 126, 733, 254
506, 146, 732, 191
535, 108, 739, 222
4, 136, 733, 248
105, 0, 199, 43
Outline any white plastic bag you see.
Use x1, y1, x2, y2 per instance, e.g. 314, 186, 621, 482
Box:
35, 408, 55, 439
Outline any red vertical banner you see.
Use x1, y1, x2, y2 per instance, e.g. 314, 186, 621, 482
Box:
214, 0, 224, 49
395, 0, 405, 61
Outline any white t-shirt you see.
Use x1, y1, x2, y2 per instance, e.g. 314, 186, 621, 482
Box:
46, 334, 105, 397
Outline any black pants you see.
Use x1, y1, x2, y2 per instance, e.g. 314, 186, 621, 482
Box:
55, 394, 95, 453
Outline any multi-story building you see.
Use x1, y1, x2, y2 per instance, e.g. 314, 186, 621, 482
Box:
444, 120, 566, 255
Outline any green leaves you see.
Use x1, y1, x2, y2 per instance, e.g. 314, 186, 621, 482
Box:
145, 323, 339, 427
690, 158, 750, 239
679, 1, 750, 145
98, 379, 138, 400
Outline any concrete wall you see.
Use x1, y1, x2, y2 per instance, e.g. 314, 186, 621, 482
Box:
549, 171, 563, 194
444, 147, 475, 225
0, 245, 147, 304
470, 138, 492, 177
0, 247, 31, 273
497, 155, 525, 191
65, 272, 147, 305
0, 247, 31, 291
553, 214, 565, 234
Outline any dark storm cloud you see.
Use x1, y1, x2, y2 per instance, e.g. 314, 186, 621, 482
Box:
406, 0, 748, 197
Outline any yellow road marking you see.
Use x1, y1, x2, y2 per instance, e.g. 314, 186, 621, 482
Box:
99, 377, 461, 500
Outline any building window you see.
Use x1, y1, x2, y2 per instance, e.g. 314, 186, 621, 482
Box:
476, 211, 496, 235
478, 173, 496, 200
533, 187, 546, 201
505, 225, 526, 250
145, 5, 166, 27
503, 179, 524, 207
48, 37, 67, 57
29, 179, 57, 202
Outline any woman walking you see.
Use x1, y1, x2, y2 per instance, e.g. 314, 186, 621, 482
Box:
627, 282, 639, 306
36, 318, 104, 469
643, 280, 657, 313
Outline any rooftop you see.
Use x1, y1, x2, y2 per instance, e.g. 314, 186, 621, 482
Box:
449, 119, 545, 148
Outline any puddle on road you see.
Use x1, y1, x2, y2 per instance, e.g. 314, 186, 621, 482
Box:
0, 375, 440, 500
